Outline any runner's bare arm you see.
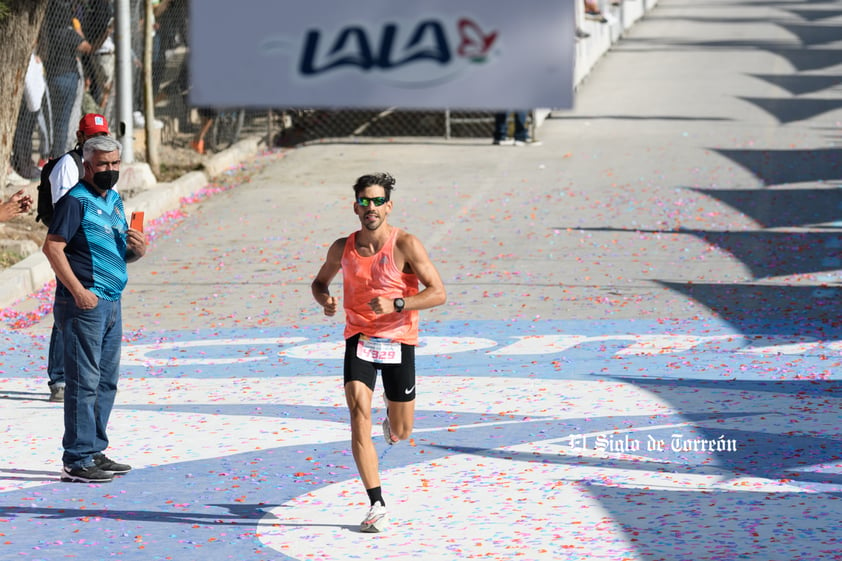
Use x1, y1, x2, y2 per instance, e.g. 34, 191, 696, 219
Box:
311, 238, 345, 316
397, 232, 446, 312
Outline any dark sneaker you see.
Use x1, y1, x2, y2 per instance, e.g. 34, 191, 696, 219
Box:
93, 454, 132, 475
49, 385, 65, 402
61, 465, 114, 483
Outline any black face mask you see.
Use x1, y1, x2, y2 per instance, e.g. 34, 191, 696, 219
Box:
92, 170, 119, 190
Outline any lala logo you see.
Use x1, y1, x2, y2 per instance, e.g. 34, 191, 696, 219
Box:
260, 17, 499, 87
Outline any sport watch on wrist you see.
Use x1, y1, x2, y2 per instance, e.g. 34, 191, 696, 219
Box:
394, 298, 405, 313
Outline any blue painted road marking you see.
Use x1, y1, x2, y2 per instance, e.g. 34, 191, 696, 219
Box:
1, 319, 840, 560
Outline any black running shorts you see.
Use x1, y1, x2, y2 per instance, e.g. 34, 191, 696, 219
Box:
344, 333, 416, 402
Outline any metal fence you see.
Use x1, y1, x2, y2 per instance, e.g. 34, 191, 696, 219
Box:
11, 0, 139, 178
10, 0, 505, 180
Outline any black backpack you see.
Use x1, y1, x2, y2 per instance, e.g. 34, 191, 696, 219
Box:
36, 149, 84, 227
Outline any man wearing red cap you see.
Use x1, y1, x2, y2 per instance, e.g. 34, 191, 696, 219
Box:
50, 114, 111, 205
45, 113, 111, 403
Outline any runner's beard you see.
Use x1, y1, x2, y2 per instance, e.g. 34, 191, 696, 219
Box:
363, 212, 382, 230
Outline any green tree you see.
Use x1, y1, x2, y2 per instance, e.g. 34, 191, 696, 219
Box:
0, 0, 48, 189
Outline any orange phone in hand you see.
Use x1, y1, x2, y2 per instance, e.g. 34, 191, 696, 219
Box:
130, 211, 144, 232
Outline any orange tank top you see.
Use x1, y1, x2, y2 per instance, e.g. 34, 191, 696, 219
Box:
341, 228, 420, 344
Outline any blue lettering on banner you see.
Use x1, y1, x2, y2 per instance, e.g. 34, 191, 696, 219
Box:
298, 18, 496, 78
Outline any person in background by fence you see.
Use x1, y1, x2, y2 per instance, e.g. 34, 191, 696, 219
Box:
43, 0, 92, 158
81, 0, 116, 124
11, 53, 49, 181
11, 97, 42, 182
151, 0, 174, 95
492, 111, 542, 147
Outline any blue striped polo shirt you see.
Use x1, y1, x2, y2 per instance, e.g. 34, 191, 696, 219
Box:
48, 181, 129, 301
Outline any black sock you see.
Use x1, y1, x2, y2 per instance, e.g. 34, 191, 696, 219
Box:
366, 486, 385, 507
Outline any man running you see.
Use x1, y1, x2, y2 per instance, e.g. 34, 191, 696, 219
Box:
311, 172, 446, 533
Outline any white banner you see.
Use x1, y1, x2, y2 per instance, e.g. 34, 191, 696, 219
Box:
189, 0, 575, 110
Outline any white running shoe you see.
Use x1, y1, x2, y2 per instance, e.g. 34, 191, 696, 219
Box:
382, 394, 396, 445
382, 417, 396, 445
513, 138, 543, 147
360, 503, 388, 533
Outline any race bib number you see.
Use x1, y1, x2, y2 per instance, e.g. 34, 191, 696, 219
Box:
356, 335, 402, 364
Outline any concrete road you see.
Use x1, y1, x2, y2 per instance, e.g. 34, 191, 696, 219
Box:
113, 1, 842, 332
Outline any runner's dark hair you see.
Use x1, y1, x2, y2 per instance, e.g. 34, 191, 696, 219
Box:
353, 172, 396, 198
